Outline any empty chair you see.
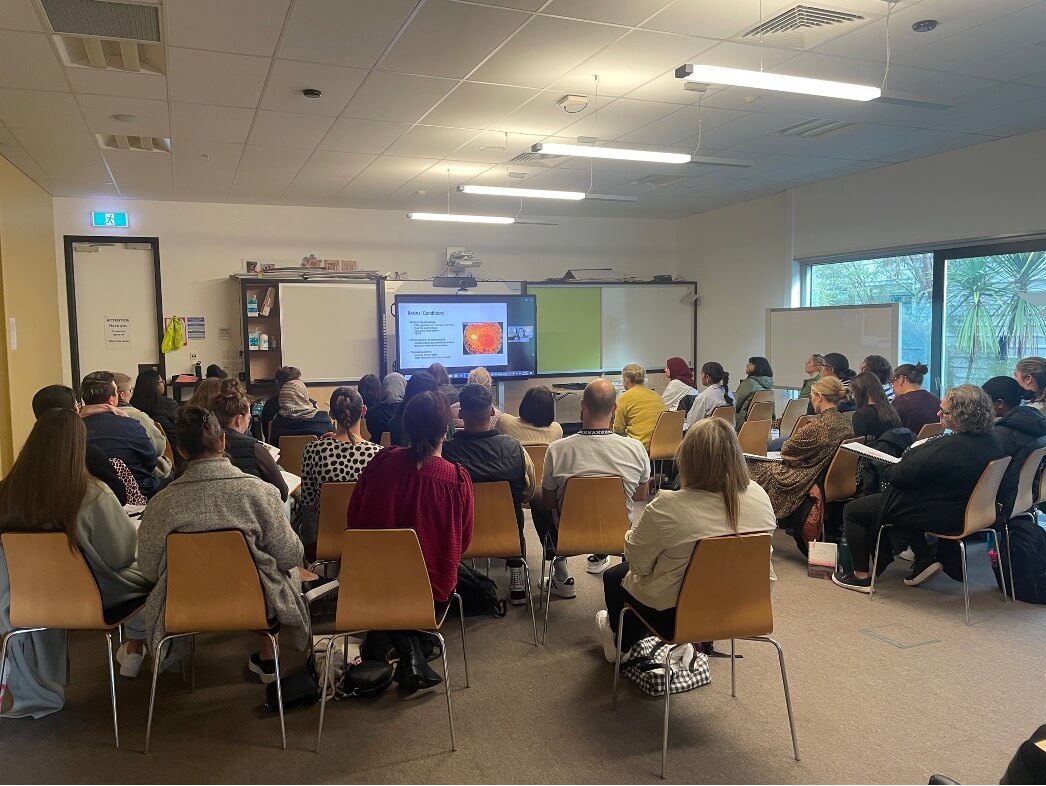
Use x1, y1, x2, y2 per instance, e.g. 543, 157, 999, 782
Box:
611, 533, 799, 778
276, 434, 316, 476
917, 422, 945, 440
738, 419, 772, 456
649, 410, 685, 486
711, 405, 735, 422
751, 389, 775, 405
778, 398, 810, 440
311, 481, 356, 574
746, 400, 774, 423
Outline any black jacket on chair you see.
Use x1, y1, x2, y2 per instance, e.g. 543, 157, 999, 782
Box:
993, 406, 1046, 516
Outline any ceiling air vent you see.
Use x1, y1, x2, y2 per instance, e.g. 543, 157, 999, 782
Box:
778, 118, 857, 138
739, 5, 868, 49
630, 174, 689, 186
97, 134, 170, 153
39, 0, 161, 42
508, 151, 561, 167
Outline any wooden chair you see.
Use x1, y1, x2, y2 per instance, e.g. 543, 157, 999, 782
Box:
1001, 446, 1046, 601
778, 398, 810, 440
791, 414, 817, 435
824, 437, 865, 504
841, 410, 855, 424
917, 422, 945, 440
541, 476, 630, 644
649, 410, 685, 487
711, 405, 735, 422
746, 400, 774, 423
311, 481, 356, 575
359, 420, 371, 442
145, 530, 288, 753
276, 434, 316, 476
0, 532, 145, 748
751, 389, 775, 405
379, 432, 392, 448
611, 533, 799, 778
153, 420, 175, 467
523, 444, 547, 486
738, 419, 771, 456
869, 457, 1011, 625
316, 529, 467, 753
464, 482, 538, 646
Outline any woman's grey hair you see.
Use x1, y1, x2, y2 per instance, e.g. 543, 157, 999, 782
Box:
943, 384, 995, 434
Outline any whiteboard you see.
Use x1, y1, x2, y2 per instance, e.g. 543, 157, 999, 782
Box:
767, 304, 900, 389
384, 279, 522, 371
601, 285, 694, 372
279, 283, 379, 382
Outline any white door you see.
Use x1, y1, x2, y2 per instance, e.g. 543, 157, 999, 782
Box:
71, 242, 160, 382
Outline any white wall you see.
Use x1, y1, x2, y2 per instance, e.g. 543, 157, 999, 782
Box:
52, 199, 678, 383
677, 127, 1046, 385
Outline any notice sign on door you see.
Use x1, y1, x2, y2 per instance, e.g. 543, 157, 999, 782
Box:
104, 316, 132, 351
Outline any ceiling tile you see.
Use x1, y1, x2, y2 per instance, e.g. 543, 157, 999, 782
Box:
544, 0, 673, 27
298, 150, 375, 179
641, 2, 751, 39
556, 97, 681, 141
381, 1, 528, 79
421, 82, 537, 129
350, 155, 435, 182
65, 68, 167, 100
470, 15, 624, 88
50, 183, 122, 198
229, 169, 298, 202
452, 130, 545, 163
492, 94, 578, 135
0, 89, 85, 130
412, 159, 496, 184
0, 31, 68, 91
237, 144, 311, 173
247, 110, 335, 148
104, 149, 173, 185
166, 0, 291, 56
170, 102, 255, 143
319, 117, 409, 154
171, 139, 244, 172
384, 125, 478, 158
618, 103, 746, 146
282, 174, 350, 199
12, 128, 100, 162
278, 0, 419, 69
260, 60, 368, 116
35, 157, 111, 183
0, 0, 43, 32
166, 48, 270, 108
469, 0, 545, 10
625, 71, 717, 104
76, 94, 169, 136
342, 71, 456, 124
172, 168, 236, 201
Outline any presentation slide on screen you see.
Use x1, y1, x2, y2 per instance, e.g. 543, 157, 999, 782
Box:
399, 300, 512, 369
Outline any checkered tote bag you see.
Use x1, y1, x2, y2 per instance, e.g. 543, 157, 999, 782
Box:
621, 637, 711, 697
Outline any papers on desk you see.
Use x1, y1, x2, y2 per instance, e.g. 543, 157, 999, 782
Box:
262, 441, 281, 461
744, 451, 784, 462
281, 470, 301, 495
841, 441, 900, 464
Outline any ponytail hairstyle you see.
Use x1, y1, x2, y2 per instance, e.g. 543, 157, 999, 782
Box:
403, 391, 451, 463
823, 352, 854, 382
983, 375, 1034, 411
176, 405, 224, 461
702, 361, 734, 405
210, 378, 250, 428
893, 361, 929, 387
330, 386, 364, 436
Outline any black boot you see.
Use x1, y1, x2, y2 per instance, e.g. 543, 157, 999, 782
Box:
390, 633, 442, 695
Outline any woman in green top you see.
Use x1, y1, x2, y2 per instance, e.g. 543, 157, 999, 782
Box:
734, 356, 774, 430
799, 354, 825, 400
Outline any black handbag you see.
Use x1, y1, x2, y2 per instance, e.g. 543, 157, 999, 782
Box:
265, 671, 320, 711
342, 659, 394, 698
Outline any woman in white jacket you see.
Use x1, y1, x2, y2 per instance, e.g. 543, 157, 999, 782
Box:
596, 416, 776, 660
683, 362, 734, 429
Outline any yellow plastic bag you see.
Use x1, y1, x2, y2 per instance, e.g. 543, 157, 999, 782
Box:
160, 316, 185, 354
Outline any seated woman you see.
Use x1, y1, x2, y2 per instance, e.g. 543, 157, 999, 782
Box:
596, 417, 776, 659
210, 378, 287, 501
1015, 356, 1046, 413
450, 367, 501, 429
129, 369, 179, 450
390, 371, 438, 447
799, 354, 824, 400
890, 362, 940, 434
733, 356, 773, 430
138, 406, 308, 682
683, 362, 734, 429
860, 355, 895, 400
299, 387, 382, 544
347, 391, 473, 694
367, 372, 404, 446
268, 380, 332, 449
427, 362, 459, 406
983, 376, 1046, 516
748, 377, 853, 520
833, 385, 1005, 593
356, 374, 381, 435
850, 372, 902, 441
818, 352, 856, 413
661, 357, 698, 412
495, 384, 564, 444
0, 410, 153, 717
186, 377, 223, 410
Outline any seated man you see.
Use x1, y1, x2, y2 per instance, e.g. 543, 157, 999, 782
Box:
532, 379, 651, 595
112, 371, 171, 469
613, 364, 666, 452
442, 384, 536, 606
80, 373, 161, 496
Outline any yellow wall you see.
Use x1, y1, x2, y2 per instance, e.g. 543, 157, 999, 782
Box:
0, 156, 61, 473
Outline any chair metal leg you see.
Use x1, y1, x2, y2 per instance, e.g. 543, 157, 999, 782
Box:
730, 639, 737, 697
987, 529, 1007, 603
103, 632, 120, 748
660, 644, 672, 780
314, 636, 337, 753
1004, 523, 1017, 602
453, 593, 470, 688
435, 631, 457, 751
612, 606, 629, 710
959, 539, 971, 626
522, 561, 538, 647
266, 633, 286, 750
145, 635, 178, 754
745, 636, 801, 761
541, 556, 556, 645
869, 524, 891, 600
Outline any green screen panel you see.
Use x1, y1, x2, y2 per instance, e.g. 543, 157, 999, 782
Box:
533, 286, 602, 373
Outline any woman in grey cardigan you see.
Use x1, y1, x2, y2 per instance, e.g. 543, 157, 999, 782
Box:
0, 410, 152, 717
138, 406, 308, 682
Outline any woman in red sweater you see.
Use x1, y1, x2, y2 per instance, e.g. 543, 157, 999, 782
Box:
347, 390, 473, 693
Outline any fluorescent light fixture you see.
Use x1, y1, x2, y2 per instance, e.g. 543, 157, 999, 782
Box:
407, 212, 515, 224
458, 184, 585, 201
531, 142, 691, 164
676, 64, 881, 102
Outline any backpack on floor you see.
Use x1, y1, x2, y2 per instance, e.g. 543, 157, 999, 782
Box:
621, 637, 711, 697
452, 563, 507, 617
993, 516, 1046, 604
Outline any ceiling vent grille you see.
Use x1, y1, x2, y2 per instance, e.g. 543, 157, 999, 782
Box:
54, 35, 165, 73
739, 5, 867, 49
508, 151, 561, 167
39, 0, 161, 42
778, 118, 857, 138
97, 134, 170, 153
630, 174, 689, 186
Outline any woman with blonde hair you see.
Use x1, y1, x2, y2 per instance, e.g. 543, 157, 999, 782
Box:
595, 417, 776, 660
1015, 356, 1046, 412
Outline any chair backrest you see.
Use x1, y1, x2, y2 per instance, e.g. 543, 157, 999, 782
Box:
1011, 446, 1046, 519
359, 419, 371, 442
746, 400, 774, 423
556, 476, 631, 557
842, 410, 855, 424
165, 530, 271, 634
277, 434, 316, 476
1, 532, 107, 629
711, 405, 735, 422
154, 420, 175, 466
315, 481, 356, 562
751, 390, 775, 405
379, 431, 392, 448
823, 437, 864, 503
779, 398, 810, 439
523, 444, 547, 484
917, 422, 945, 440
792, 414, 817, 434
737, 419, 771, 456
670, 533, 773, 643
463, 481, 523, 559
959, 457, 1012, 537
337, 529, 437, 631
649, 410, 685, 460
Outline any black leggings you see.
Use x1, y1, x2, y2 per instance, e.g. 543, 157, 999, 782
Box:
602, 562, 676, 652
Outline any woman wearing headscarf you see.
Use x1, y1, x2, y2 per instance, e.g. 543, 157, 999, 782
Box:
661, 357, 698, 411
366, 372, 405, 445
268, 379, 332, 448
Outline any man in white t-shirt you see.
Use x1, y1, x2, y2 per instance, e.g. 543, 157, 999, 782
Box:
531, 379, 651, 598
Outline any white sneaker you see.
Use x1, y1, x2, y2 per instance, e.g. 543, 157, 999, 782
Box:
586, 554, 610, 574
898, 547, 915, 562
115, 642, 144, 678
595, 610, 618, 663
541, 574, 576, 599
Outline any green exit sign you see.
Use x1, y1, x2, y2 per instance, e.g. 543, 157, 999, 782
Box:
91, 211, 128, 228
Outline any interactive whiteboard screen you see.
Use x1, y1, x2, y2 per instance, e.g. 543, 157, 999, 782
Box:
278, 283, 379, 382
601, 285, 694, 372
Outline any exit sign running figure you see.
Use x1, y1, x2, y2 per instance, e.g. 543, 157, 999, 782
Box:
91, 211, 128, 228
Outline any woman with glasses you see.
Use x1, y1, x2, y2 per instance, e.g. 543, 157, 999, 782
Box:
890, 362, 940, 434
